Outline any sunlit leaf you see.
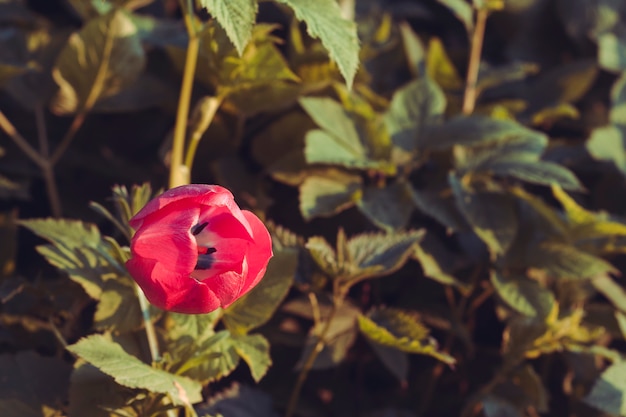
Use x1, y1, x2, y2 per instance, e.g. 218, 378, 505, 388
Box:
358, 307, 455, 364
51, 9, 146, 114
200, 0, 258, 55
275, 0, 359, 87
299, 168, 362, 219
232, 334, 272, 382
585, 362, 626, 415
19, 219, 123, 299
223, 250, 297, 334
449, 174, 518, 255
67, 335, 202, 406
426, 37, 463, 92
528, 241, 617, 279
490, 271, 555, 319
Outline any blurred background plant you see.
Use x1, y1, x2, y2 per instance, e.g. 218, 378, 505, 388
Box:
2, 0, 626, 416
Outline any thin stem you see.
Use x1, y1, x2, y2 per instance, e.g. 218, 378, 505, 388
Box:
49, 111, 88, 166
34, 104, 49, 157
461, 8, 488, 115
183, 95, 222, 170
285, 301, 338, 417
0, 110, 46, 167
41, 163, 63, 217
135, 283, 161, 362
169, 1, 200, 188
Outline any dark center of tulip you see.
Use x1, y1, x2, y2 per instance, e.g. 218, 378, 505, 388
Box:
192, 222, 216, 270
196, 247, 217, 270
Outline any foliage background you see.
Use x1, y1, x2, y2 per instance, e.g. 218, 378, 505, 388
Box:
2, 0, 626, 416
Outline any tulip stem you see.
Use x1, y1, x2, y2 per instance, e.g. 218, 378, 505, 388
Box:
169, 0, 200, 188
135, 283, 160, 362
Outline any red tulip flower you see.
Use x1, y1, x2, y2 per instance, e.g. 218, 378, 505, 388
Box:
126, 184, 273, 314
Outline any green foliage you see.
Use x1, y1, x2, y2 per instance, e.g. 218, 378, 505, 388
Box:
51, 9, 145, 114
6, 1, 626, 416
223, 250, 297, 334
358, 307, 455, 364
67, 335, 202, 406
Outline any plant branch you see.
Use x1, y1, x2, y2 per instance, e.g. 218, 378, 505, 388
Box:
184, 95, 222, 170
0, 111, 46, 167
285, 299, 338, 417
169, 0, 200, 188
462, 7, 488, 115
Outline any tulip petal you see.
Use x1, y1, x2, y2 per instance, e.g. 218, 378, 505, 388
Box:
127, 257, 221, 314
223, 210, 273, 306
131, 202, 200, 274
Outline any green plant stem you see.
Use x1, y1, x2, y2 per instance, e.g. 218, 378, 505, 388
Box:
183, 95, 222, 170
169, 1, 200, 188
285, 299, 339, 417
462, 7, 488, 115
135, 283, 160, 362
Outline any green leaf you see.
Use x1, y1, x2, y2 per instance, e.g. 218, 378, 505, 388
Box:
490, 271, 555, 319
423, 115, 540, 151
223, 250, 297, 334
343, 229, 425, 284
296, 302, 360, 370
528, 242, 617, 279
299, 168, 362, 219
275, 0, 359, 87
357, 181, 416, 231
410, 185, 469, 231
164, 311, 221, 346
385, 77, 446, 153
367, 341, 409, 382
19, 219, 123, 299
68, 364, 140, 417
200, 0, 258, 55
51, 9, 146, 114
587, 125, 626, 173
412, 234, 469, 290
306, 235, 340, 277
232, 334, 272, 382
358, 307, 455, 364
67, 335, 202, 406
449, 174, 519, 255
488, 160, 583, 191
585, 362, 626, 415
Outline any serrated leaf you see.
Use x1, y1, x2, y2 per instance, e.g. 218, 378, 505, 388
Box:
306, 236, 339, 276
344, 230, 424, 284
358, 308, 455, 364
385, 77, 446, 153
19, 219, 123, 299
585, 362, 626, 415
164, 311, 221, 346
51, 9, 145, 114
223, 250, 297, 334
357, 181, 416, 231
173, 330, 244, 384
68, 364, 139, 417
200, 0, 257, 55
488, 160, 583, 191
67, 335, 202, 406
528, 242, 617, 279
490, 271, 555, 319
232, 334, 272, 382
299, 168, 362, 219
449, 174, 518, 255
275, 0, 359, 87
